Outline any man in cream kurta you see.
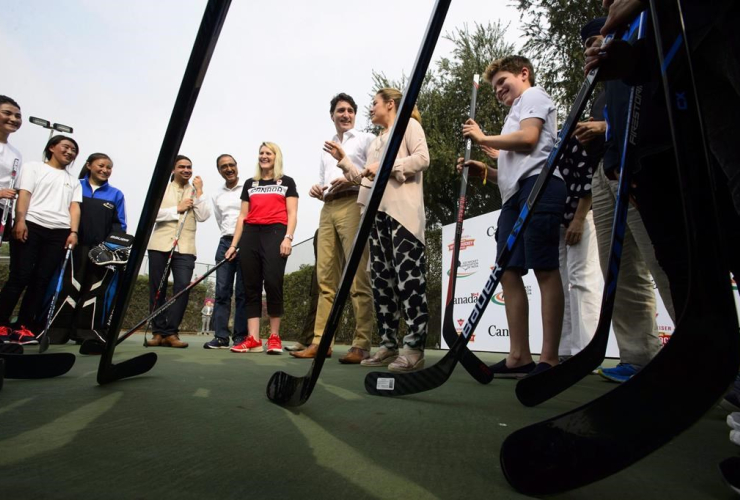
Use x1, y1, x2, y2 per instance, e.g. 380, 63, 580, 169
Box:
146, 158, 211, 348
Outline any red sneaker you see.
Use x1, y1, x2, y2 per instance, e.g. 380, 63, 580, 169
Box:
230, 336, 263, 353
10, 325, 39, 345
266, 334, 283, 355
0, 326, 11, 343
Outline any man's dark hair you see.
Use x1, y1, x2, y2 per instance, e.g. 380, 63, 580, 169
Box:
330, 93, 358, 115
0, 95, 20, 109
216, 154, 236, 168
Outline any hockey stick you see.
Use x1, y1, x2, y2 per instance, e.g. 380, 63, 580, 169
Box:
0, 352, 76, 379
500, 2, 740, 494
38, 246, 73, 353
0, 158, 19, 246
514, 13, 647, 407
80, 252, 234, 355
441, 74, 493, 385
142, 188, 195, 347
96, 0, 232, 385
364, 44, 608, 397
265, 0, 452, 407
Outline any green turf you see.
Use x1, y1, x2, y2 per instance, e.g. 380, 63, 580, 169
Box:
0, 335, 736, 499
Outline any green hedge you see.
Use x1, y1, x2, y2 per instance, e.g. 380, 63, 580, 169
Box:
0, 227, 443, 347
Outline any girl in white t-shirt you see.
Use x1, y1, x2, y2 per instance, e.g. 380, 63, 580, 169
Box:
0, 135, 82, 344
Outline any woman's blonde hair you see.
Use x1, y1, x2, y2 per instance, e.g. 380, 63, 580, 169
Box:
253, 142, 284, 180
376, 88, 422, 124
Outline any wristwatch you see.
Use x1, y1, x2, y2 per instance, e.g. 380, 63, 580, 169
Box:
285, 234, 294, 241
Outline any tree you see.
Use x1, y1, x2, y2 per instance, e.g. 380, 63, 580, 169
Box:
515, 0, 604, 112
366, 22, 516, 228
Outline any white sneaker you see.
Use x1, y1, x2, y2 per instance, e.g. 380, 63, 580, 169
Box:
730, 429, 740, 447
727, 412, 740, 431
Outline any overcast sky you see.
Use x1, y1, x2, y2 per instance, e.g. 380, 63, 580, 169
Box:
2, 0, 524, 267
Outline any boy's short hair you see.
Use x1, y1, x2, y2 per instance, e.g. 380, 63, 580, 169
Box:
484, 56, 536, 86
0, 95, 20, 109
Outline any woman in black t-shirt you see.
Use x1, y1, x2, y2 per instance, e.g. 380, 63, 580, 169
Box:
225, 142, 298, 355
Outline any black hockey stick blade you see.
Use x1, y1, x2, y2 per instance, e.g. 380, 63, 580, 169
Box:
96, 0, 231, 384
501, 314, 737, 494
0, 343, 23, 354
365, 341, 460, 396
81, 253, 234, 355
500, 2, 740, 493
39, 246, 73, 354
365, 51, 605, 398
514, 15, 648, 407
97, 353, 158, 385
441, 74, 493, 385
0, 352, 76, 379
265, 0, 452, 407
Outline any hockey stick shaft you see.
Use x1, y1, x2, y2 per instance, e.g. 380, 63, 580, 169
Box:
266, 0, 452, 406
38, 246, 73, 353
441, 75, 493, 384
0, 159, 19, 246
97, 0, 232, 384
446, 74, 480, 304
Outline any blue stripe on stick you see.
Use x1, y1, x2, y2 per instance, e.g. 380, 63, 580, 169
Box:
661, 35, 683, 74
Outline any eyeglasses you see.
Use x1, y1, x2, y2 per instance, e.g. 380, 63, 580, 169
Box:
219, 163, 236, 169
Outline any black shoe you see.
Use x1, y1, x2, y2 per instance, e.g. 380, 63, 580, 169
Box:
489, 359, 536, 379
204, 336, 230, 349
524, 362, 553, 379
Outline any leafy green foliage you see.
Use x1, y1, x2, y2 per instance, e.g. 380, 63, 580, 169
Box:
366, 23, 516, 228
515, 0, 604, 112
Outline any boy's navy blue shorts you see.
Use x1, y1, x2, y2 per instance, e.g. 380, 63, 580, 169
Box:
495, 175, 566, 275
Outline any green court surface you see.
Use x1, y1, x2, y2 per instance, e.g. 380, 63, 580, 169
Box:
1, 335, 736, 500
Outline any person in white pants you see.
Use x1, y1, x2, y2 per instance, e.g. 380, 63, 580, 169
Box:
557, 137, 603, 359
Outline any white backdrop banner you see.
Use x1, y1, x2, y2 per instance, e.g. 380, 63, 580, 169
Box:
440, 210, 676, 357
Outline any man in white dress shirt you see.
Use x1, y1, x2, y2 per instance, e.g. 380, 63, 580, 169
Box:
290, 93, 375, 363
204, 154, 248, 349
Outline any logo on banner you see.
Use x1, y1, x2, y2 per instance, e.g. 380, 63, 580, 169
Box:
454, 292, 480, 304
488, 325, 510, 337
447, 237, 475, 252
733, 278, 738, 291
658, 324, 673, 346
446, 259, 479, 278
492, 291, 506, 306
455, 319, 475, 342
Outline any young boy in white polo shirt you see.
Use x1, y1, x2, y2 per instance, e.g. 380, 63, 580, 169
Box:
460, 55, 566, 377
